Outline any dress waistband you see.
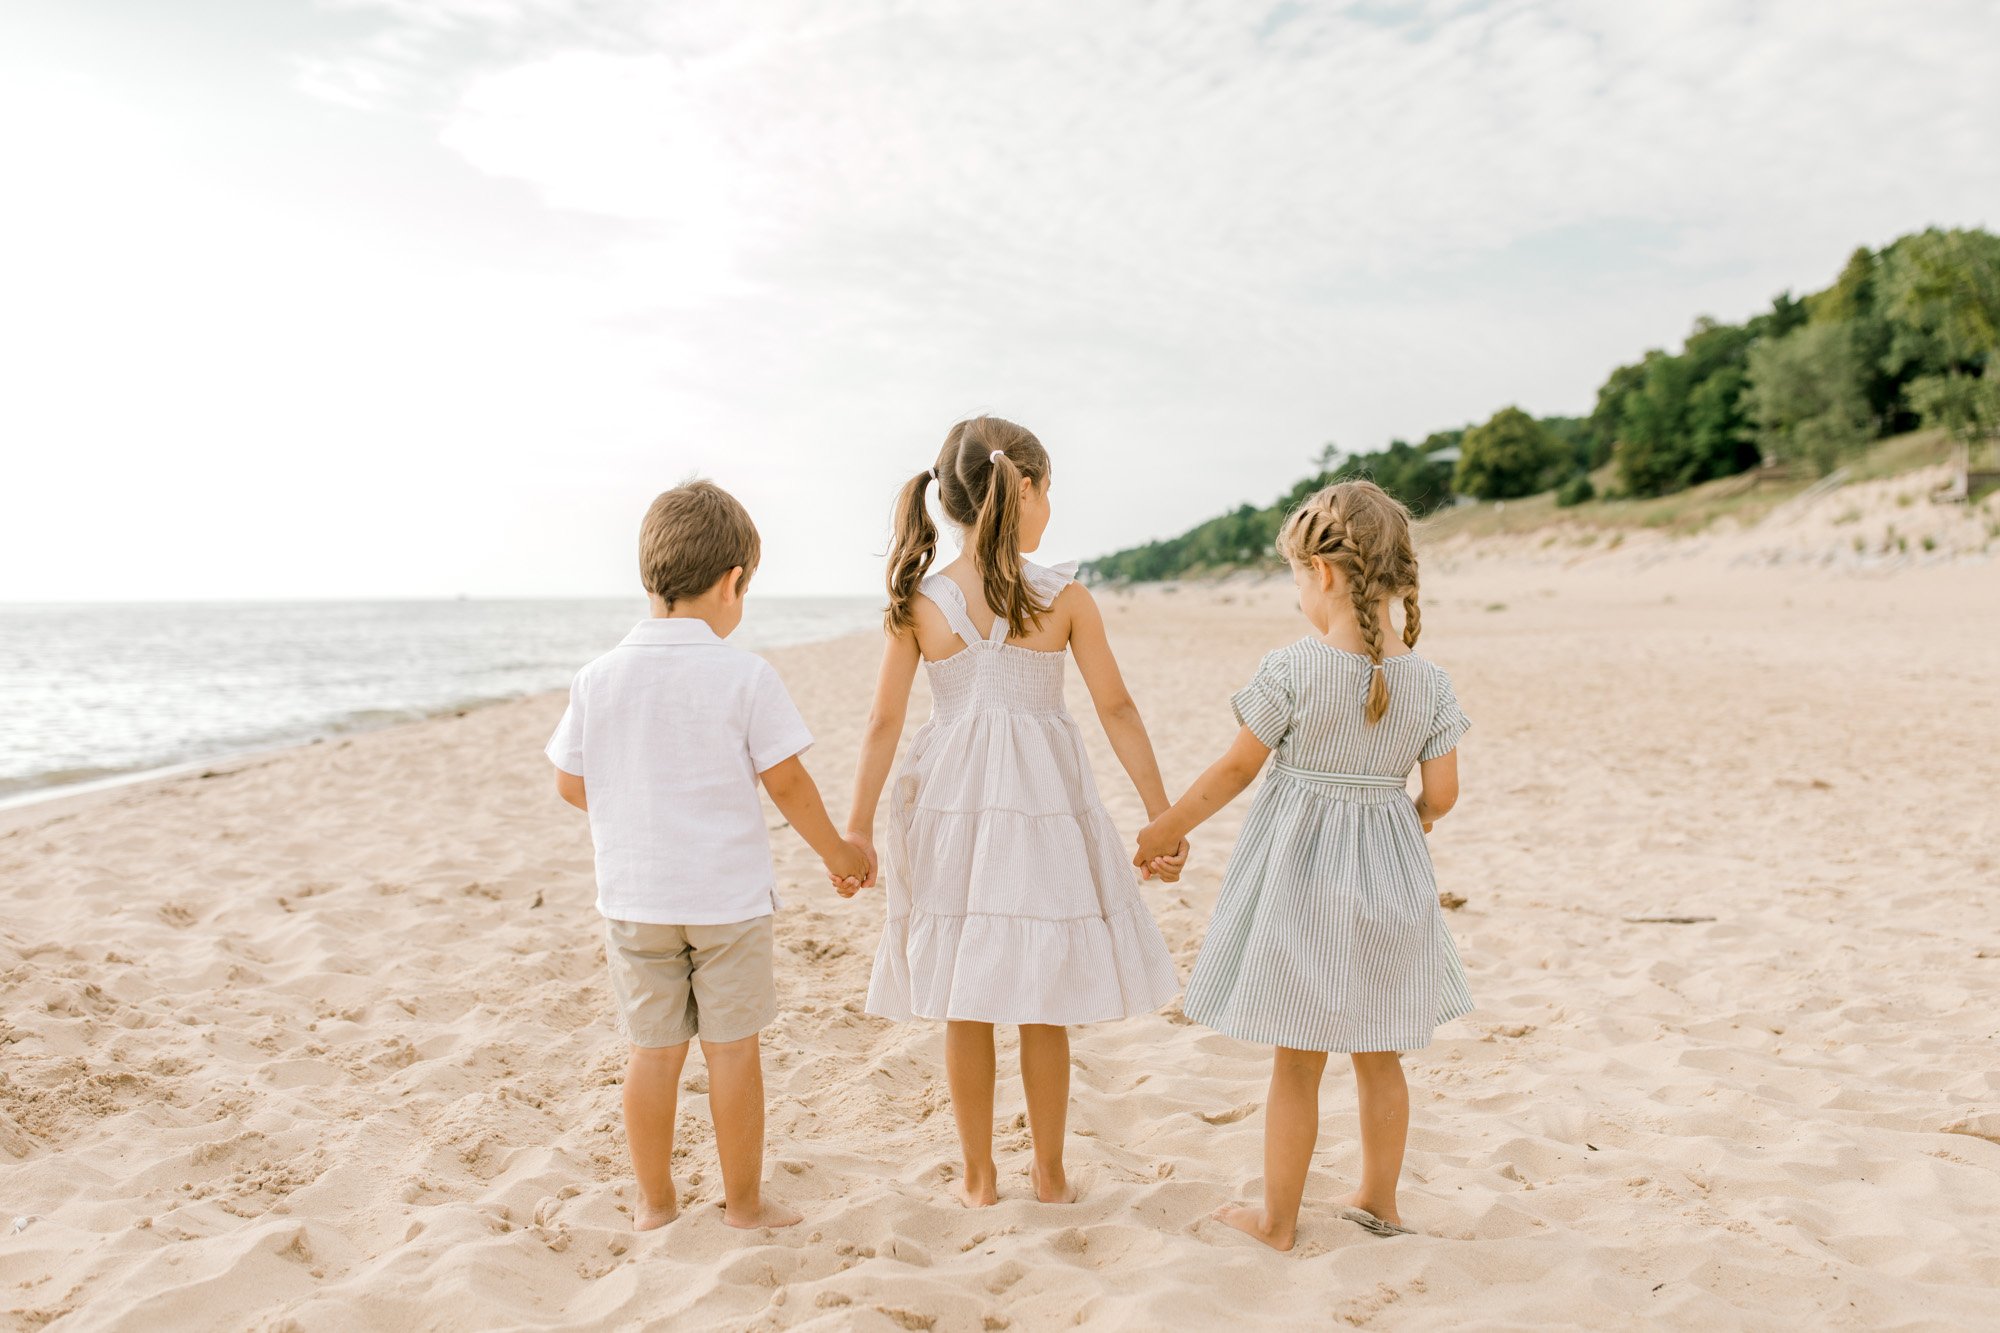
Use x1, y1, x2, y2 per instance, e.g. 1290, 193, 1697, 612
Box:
1272, 762, 1408, 789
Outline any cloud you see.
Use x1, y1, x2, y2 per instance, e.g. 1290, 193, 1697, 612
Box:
7, 1, 1994, 600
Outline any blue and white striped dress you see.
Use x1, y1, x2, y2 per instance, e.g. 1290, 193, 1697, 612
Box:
1180, 639, 1474, 1053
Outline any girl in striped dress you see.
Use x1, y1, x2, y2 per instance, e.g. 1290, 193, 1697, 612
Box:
1133, 479, 1473, 1252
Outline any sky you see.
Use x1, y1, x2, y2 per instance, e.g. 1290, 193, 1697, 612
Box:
2, 0, 1996, 601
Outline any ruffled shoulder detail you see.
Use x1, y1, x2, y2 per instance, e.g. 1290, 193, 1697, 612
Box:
1022, 558, 1078, 605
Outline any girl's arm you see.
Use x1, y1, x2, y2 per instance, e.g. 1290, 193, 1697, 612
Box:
844, 629, 922, 887
1133, 726, 1271, 864
1413, 751, 1458, 832
1065, 586, 1188, 877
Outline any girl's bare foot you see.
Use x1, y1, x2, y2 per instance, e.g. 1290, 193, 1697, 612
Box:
1333, 1191, 1407, 1232
1032, 1162, 1077, 1204
722, 1197, 802, 1230
633, 1192, 679, 1232
956, 1162, 999, 1208
1213, 1202, 1295, 1252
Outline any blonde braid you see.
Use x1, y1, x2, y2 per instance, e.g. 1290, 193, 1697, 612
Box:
1278, 478, 1420, 726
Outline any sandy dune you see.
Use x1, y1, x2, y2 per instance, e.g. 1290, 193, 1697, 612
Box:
4, 512, 1999, 1328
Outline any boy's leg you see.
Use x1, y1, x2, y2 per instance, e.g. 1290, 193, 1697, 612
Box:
684, 917, 796, 1230
604, 921, 700, 1232
944, 1020, 998, 1206
624, 1041, 690, 1230
1341, 1051, 1410, 1226
1216, 1045, 1329, 1251
1018, 1024, 1075, 1203
702, 1032, 799, 1229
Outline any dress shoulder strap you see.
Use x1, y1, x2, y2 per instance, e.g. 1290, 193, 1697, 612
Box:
919, 573, 986, 647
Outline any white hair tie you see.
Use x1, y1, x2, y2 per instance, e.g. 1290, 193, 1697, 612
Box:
927, 466, 937, 481
990, 450, 1005, 465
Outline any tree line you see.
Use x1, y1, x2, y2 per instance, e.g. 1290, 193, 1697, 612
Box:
1085, 227, 1999, 582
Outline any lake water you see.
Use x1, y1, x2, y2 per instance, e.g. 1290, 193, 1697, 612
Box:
0, 597, 879, 802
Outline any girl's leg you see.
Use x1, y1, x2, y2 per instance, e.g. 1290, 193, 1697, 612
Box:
945, 1020, 999, 1206
1216, 1046, 1328, 1251
1018, 1024, 1076, 1203
1340, 1050, 1410, 1226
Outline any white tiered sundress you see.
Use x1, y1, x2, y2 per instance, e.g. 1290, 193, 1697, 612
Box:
865, 560, 1179, 1026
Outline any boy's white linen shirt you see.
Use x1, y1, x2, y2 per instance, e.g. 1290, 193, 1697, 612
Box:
545, 617, 813, 925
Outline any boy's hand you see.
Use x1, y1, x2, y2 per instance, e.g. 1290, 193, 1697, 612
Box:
1132, 821, 1182, 876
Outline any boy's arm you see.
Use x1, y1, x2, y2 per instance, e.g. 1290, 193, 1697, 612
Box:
1414, 751, 1458, 832
554, 767, 587, 811
1133, 726, 1271, 865
762, 755, 870, 888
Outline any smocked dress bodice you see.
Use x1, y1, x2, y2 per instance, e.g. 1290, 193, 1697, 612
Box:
863, 560, 1177, 1026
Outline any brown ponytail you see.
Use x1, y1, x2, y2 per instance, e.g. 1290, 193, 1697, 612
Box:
884, 469, 939, 633
1277, 479, 1421, 725
888, 415, 1052, 638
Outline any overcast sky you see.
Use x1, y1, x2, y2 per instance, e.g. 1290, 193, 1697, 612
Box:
3, 0, 1995, 601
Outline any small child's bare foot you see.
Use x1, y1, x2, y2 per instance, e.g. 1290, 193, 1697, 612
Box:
955, 1164, 999, 1208
633, 1194, 679, 1232
722, 1197, 802, 1230
1333, 1191, 1409, 1234
1213, 1202, 1295, 1252
1032, 1163, 1077, 1204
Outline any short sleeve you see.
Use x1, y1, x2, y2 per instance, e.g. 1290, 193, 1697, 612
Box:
1230, 651, 1293, 749
1420, 665, 1471, 761
746, 660, 814, 772
544, 672, 587, 775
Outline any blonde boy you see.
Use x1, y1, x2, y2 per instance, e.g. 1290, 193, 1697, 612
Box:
547, 480, 869, 1232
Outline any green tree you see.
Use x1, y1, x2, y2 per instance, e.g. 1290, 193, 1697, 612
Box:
1454, 406, 1564, 499
1330, 437, 1457, 516
1880, 228, 2000, 445
1745, 322, 1873, 473
1614, 317, 1763, 496
1586, 360, 1646, 467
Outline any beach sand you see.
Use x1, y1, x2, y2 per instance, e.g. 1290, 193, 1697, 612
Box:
4, 495, 2000, 1329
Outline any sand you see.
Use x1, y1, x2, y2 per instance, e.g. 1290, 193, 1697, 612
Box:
4, 489, 2000, 1330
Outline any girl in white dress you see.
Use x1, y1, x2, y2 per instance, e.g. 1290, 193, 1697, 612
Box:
843, 415, 1183, 1208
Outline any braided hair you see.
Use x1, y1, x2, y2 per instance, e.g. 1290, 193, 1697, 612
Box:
1277, 480, 1422, 724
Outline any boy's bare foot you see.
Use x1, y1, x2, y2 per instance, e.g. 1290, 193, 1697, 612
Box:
956, 1163, 999, 1208
633, 1194, 679, 1232
1032, 1163, 1077, 1204
1213, 1202, 1295, 1252
722, 1197, 802, 1230
1333, 1191, 1409, 1234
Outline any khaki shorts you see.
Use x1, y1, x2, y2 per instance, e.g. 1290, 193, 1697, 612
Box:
604, 916, 777, 1048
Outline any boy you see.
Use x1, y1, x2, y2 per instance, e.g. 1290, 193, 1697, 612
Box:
546, 479, 869, 1233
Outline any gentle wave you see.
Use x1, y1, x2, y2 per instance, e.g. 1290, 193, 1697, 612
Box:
0, 597, 878, 801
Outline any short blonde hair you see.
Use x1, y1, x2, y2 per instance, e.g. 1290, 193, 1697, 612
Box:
639, 480, 760, 608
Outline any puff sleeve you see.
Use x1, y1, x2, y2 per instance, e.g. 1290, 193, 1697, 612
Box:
1419, 663, 1471, 761
1231, 650, 1294, 749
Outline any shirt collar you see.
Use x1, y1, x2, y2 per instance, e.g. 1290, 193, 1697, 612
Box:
621, 617, 726, 647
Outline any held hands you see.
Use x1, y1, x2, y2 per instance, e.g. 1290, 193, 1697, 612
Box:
825, 834, 874, 898
1132, 821, 1190, 883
